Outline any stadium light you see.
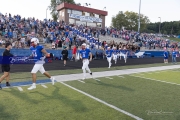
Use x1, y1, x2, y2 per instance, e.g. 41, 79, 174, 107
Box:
103, 7, 106, 10
158, 17, 161, 34
138, 0, 141, 33
46, 6, 50, 20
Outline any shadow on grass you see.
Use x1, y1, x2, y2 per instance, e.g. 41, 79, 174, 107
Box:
35, 85, 88, 112
0, 104, 19, 120
86, 80, 134, 92
2, 88, 39, 104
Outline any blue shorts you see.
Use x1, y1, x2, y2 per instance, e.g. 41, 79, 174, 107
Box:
164, 57, 168, 59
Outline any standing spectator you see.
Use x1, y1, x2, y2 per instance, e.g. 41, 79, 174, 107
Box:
0, 42, 13, 89
61, 46, 68, 66
52, 41, 55, 49
172, 49, 177, 64
71, 45, 77, 61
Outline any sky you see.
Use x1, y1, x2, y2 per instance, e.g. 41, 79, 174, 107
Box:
0, 0, 179, 26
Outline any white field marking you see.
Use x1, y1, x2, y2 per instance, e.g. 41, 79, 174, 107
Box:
130, 75, 180, 86
117, 76, 125, 78
60, 82, 143, 120
41, 85, 48, 88
2, 82, 53, 89
105, 77, 113, 79
94, 79, 101, 81
17, 87, 23, 91
78, 80, 85, 83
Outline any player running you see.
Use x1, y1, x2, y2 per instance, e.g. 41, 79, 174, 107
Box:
79, 43, 93, 80
122, 47, 128, 63
105, 47, 113, 68
119, 47, 123, 60
113, 47, 118, 64
27, 38, 55, 90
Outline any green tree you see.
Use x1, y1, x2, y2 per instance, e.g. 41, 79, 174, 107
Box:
146, 21, 180, 35
111, 11, 127, 30
49, 0, 75, 21
111, 11, 150, 32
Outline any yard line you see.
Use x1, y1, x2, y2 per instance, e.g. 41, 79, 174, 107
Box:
130, 75, 180, 86
60, 82, 143, 120
117, 76, 125, 78
41, 85, 48, 88
17, 87, 23, 91
78, 80, 85, 83
94, 79, 101, 81
105, 77, 113, 79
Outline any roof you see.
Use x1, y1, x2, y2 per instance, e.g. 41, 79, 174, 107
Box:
56, 3, 108, 16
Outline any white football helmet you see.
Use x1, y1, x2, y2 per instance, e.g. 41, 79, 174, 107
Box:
31, 38, 39, 45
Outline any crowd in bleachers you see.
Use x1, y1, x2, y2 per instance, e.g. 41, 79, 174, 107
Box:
0, 12, 178, 53
0, 12, 140, 52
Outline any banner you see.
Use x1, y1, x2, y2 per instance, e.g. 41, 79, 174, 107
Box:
69, 14, 102, 23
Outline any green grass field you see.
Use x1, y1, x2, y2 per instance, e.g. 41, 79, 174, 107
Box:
0, 83, 132, 120
1, 66, 180, 120
64, 70, 180, 120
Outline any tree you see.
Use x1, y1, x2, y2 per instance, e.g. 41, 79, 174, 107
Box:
49, 0, 75, 21
111, 11, 127, 30
111, 11, 150, 32
145, 21, 180, 35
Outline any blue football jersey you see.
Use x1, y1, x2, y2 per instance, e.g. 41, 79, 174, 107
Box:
30, 45, 44, 61
164, 51, 168, 57
106, 50, 113, 57
79, 48, 91, 59
113, 50, 119, 55
122, 49, 128, 54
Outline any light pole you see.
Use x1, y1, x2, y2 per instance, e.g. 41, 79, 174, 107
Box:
158, 17, 161, 34
138, 0, 141, 33
46, 7, 48, 20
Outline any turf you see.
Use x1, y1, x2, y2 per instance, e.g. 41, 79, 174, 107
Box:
0, 83, 133, 120
132, 70, 180, 84
65, 75, 180, 120
0, 62, 178, 84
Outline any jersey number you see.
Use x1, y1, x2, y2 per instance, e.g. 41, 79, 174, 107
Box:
82, 53, 86, 58
32, 51, 37, 57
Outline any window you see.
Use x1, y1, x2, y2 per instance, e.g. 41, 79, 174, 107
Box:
76, 21, 86, 26
85, 12, 90, 16
72, 10, 82, 15
94, 14, 99, 18
69, 19, 75, 24
87, 22, 96, 27
67, 9, 71, 14
97, 23, 102, 28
